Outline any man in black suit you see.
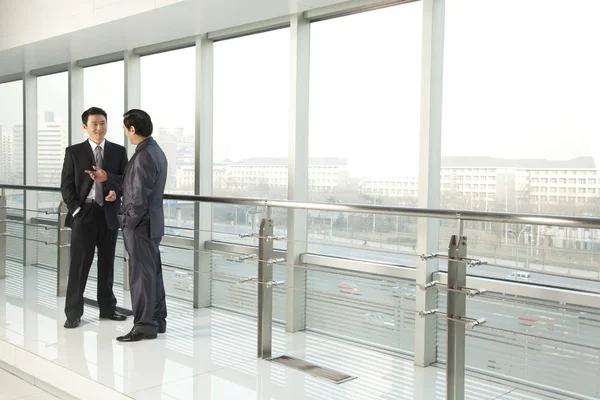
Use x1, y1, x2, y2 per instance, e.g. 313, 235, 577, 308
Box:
88, 109, 167, 342
60, 107, 128, 329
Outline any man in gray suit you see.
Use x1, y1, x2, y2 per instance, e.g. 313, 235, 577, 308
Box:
87, 109, 168, 342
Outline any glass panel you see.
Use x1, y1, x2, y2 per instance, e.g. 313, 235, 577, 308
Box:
441, 0, 600, 284
442, 0, 600, 216
141, 47, 195, 195
141, 47, 196, 301
0, 80, 24, 185
83, 61, 125, 145
212, 29, 290, 313
437, 292, 600, 399
212, 28, 290, 249
0, 81, 25, 264
306, 267, 416, 354
37, 72, 68, 209
307, 3, 423, 261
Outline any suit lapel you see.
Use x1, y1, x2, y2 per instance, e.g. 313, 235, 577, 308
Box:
82, 140, 95, 196
104, 141, 113, 171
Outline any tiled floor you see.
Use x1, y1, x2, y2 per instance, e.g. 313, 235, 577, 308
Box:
0, 368, 58, 400
0, 263, 581, 400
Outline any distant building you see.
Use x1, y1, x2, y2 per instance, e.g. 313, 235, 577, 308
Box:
219, 157, 350, 197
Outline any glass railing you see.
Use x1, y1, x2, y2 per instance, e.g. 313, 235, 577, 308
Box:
1, 184, 600, 399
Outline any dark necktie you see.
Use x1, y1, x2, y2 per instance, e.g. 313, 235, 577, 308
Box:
94, 146, 104, 206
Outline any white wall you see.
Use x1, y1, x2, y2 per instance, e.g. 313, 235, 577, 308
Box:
0, 0, 184, 51
0, 0, 348, 75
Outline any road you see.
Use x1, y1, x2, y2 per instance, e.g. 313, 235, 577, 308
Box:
162, 219, 600, 292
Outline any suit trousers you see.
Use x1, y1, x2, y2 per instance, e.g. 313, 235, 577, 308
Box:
123, 223, 167, 335
65, 202, 118, 319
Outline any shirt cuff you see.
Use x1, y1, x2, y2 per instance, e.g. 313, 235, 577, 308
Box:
73, 207, 81, 216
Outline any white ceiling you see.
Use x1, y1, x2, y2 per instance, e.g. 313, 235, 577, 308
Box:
0, 0, 350, 75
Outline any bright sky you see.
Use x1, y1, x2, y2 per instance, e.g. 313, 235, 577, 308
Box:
2, 0, 600, 177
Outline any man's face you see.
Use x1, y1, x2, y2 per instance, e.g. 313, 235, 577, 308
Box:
84, 114, 107, 144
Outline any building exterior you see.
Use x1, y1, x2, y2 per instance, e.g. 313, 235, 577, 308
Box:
214, 157, 350, 198
37, 112, 67, 187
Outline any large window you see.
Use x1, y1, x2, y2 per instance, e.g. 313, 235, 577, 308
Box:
441, 0, 600, 283
213, 29, 290, 199
83, 61, 125, 145
309, 4, 422, 206
211, 29, 290, 316
0, 81, 25, 263
0, 80, 24, 185
307, 3, 423, 259
141, 47, 196, 301
212, 29, 290, 242
141, 47, 195, 195
442, 0, 600, 216
37, 72, 68, 208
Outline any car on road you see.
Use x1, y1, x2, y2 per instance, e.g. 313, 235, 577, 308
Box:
507, 271, 531, 282
338, 281, 361, 295
363, 313, 395, 329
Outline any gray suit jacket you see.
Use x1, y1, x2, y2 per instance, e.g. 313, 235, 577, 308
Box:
114, 137, 167, 239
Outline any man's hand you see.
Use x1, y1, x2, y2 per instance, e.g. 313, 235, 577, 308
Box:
84, 166, 108, 182
105, 190, 117, 202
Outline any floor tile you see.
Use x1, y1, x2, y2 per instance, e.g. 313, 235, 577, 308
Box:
0, 264, 585, 400
0, 369, 45, 400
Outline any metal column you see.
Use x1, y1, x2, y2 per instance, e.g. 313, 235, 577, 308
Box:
0, 190, 6, 279
56, 201, 70, 296
286, 13, 310, 334
193, 34, 214, 309
257, 206, 274, 359
447, 233, 467, 400
415, 0, 445, 367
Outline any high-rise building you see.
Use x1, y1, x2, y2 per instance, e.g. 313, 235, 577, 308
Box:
0, 124, 10, 181
37, 111, 67, 187
12, 125, 24, 184
154, 127, 182, 192
0, 124, 24, 185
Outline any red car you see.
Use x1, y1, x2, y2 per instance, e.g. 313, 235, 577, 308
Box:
338, 281, 361, 295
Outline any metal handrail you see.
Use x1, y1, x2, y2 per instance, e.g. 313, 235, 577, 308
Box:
2, 183, 600, 400
2, 184, 600, 229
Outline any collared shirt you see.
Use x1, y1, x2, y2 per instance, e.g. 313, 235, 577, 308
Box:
86, 139, 106, 200
73, 139, 105, 217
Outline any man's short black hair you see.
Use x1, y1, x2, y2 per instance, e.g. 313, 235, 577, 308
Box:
123, 109, 153, 137
81, 107, 107, 125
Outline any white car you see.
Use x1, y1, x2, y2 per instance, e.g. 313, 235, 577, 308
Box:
364, 313, 395, 329
507, 271, 531, 281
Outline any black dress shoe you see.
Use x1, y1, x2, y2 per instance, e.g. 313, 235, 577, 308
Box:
158, 319, 166, 334
116, 330, 157, 342
64, 318, 81, 329
100, 311, 127, 321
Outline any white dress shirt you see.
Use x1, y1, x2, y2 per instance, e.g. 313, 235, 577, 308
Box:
73, 139, 105, 216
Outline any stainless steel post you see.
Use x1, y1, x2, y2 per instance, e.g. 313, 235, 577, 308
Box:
56, 201, 70, 296
257, 206, 273, 359
447, 233, 467, 400
0, 189, 6, 279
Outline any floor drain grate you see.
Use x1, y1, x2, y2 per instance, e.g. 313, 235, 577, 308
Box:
268, 355, 357, 384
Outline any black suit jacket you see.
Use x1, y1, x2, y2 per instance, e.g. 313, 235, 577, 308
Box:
115, 137, 167, 239
60, 140, 128, 229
